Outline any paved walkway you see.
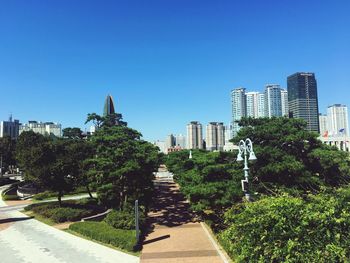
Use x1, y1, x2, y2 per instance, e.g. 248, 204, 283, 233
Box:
141, 173, 226, 263
0, 185, 139, 263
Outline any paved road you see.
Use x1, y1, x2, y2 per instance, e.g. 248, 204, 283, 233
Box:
0, 186, 139, 263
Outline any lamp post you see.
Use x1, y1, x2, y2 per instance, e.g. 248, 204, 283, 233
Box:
236, 138, 257, 201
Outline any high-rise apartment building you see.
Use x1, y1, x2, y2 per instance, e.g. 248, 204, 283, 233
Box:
258, 93, 265, 117
186, 121, 203, 149
265, 84, 282, 118
319, 114, 328, 136
19, 121, 62, 137
287, 72, 320, 132
231, 88, 246, 136
0, 116, 20, 139
246, 92, 260, 118
281, 89, 289, 117
327, 104, 349, 136
206, 122, 225, 151
175, 134, 186, 149
103, 94, 116, 116
166, 134, 176, 149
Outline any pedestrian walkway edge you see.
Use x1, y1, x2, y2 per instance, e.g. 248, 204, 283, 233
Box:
200, 222, 231, 263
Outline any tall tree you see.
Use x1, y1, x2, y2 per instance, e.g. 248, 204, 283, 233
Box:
86, 122, 160, 210
233, 117, 350, 193
0, 136, 16, 173
62, 127, 84, 139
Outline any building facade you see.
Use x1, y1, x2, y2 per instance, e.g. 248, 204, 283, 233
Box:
246, 92, 260, 118
0, 116, 20, 139
19, 121, 62, 137
206, 122, 225, 151
186, 121, 203, 149
327, 104, 349, 136
265, 84, 282, 118
231, 88, 247, 136
287, 72, 320, 132
319, 113, 328, 136
165, 134, 176, 150
281, 89, 289, 117
175, 134, 186, 149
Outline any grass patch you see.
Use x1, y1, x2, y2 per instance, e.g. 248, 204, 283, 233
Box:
69, 221, 138, 253
24, 199, 104, 223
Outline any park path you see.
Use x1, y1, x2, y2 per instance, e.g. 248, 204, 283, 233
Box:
0, 185, 139, 263
140, 171, 228, 263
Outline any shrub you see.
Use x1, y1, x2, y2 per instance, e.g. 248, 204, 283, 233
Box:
25, 199, 104, 223
104, 209, 145, 230
2, 194, 20, 200
69, 221, 137, 252
219, 190, 350, 263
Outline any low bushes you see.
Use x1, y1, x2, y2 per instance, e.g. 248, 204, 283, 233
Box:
1, 184, 20, 200
219, 188, 350, 263
104, 209, 145, 230
25, 199, 103, 223
69, 221, 137, 252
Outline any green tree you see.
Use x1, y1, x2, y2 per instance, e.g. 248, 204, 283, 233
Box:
86, 115, 160, 210
0, 136, 16, 173
233, 117, 350, 193
62, 127, 84, 139
16, 131, 82, 206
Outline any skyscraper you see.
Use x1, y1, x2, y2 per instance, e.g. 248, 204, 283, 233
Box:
231, 88, 246, 136
281, 89, 289, 117
186, 121, 203, 149
103, 95, 116, 116
206, 122, 225, 151
0, 116, 20, 139
327, 104, 349, 136
265, 84, 282, 118
287, 72, 320, 132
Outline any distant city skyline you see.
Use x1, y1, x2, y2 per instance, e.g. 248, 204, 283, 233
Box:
1, 1, 349, 141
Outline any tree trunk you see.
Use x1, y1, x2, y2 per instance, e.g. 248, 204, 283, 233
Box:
58, 190, 62, 207
86, 185, 93, 198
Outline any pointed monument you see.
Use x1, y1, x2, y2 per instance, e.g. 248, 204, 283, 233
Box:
103, 95, 116, 116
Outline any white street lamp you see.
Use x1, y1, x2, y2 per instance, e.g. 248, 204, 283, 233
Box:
236, 138, 256, 201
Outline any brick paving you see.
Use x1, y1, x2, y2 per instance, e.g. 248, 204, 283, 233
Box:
141, 178, 225, 263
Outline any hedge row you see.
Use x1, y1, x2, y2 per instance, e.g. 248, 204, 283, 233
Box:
69, 221, 137, 252
25, 200, 103, 223
219, 188, 350, 263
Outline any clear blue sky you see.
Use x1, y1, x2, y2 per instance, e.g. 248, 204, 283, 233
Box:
1, 0, 349, 141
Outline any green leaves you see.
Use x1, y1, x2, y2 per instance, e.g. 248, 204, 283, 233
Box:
219, 189, 350, 262
86, 124, 160, 209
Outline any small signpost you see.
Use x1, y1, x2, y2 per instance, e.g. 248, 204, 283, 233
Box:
135, 200, 140, 242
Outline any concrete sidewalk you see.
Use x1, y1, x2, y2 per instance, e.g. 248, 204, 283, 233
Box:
141, 178, 227, 263
0, 185, 139, 263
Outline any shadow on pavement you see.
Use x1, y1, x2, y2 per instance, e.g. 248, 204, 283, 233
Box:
143, 234, 171, 245
148, 181, 198, 227
0, 216, 34, 224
